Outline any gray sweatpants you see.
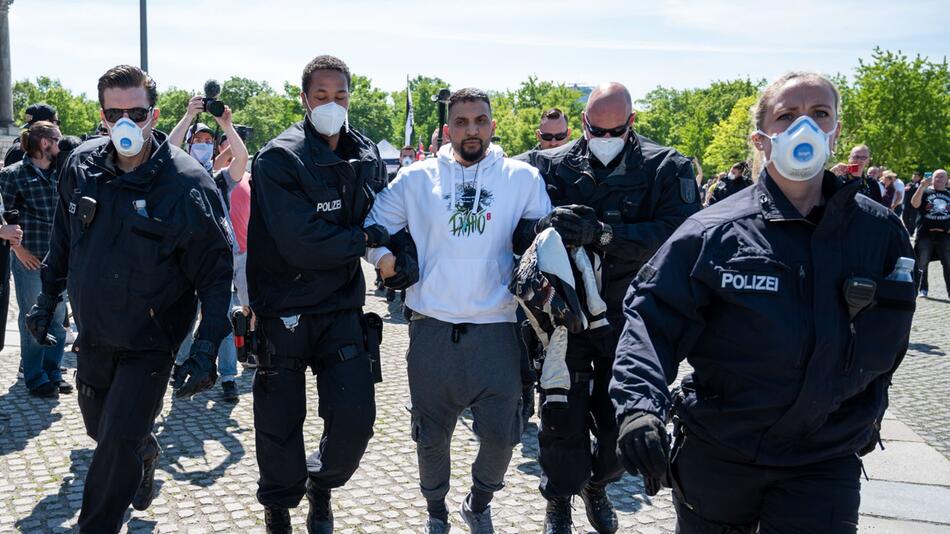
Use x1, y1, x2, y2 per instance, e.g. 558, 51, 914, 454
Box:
407, 317, 523, 502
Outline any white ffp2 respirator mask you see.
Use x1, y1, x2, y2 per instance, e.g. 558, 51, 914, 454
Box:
757, 116, 833, 182
587, 137, 625, 166
308, 101, 348, 136
107, 115, 152, 157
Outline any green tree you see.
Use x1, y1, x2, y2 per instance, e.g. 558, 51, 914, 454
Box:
391, 75, 451, 148
703, 95, 756, 174
219, 76, 272, 111
154, 87, 192, 137
12, 77, 99, 137
348, 74, 395, 143
636, 79, 763, 162
233, 82, 303, 154
836, 48, 950, 176
490, 76, 585, 156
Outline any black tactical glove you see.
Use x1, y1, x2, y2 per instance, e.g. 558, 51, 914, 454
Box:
173, 340, 218, 399
384, 253, 419, 290
383, 229, 419, 290
364, 224, 390, 248
25, 292, 61, 346
535, 205, 607, 246
617, 412, 670, 491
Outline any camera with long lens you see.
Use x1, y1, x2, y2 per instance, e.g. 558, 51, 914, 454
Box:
202, 79, 225, 118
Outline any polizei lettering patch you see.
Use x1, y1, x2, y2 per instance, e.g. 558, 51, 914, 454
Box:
315, 198, 342, 213
720, 272, 779, 293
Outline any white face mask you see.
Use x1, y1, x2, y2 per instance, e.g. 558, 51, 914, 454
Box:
587, 136, 625, 166
756, 115, 833, 182
401, 156, 413, 167
107, 115, 151, 157
307, 101, 348, 136
190, 143, 214, 168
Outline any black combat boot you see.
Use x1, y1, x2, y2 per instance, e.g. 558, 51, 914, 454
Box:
132, 440, 160, 511
264, 505, 291, 534
542, 496, 572, 534
579, 483, 618, 534
306, 480, 333, 534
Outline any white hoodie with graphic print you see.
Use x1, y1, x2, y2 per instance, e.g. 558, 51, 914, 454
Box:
366, 143, 552, 324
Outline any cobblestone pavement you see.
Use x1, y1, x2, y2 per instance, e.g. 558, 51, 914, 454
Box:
0, 262, 946, 533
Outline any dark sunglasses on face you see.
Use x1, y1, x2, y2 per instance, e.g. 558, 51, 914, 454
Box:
102, 107, 152, 123
538, 131, 569, 142
584, 114, 631, 138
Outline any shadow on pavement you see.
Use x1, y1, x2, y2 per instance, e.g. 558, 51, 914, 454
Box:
15, 448, 90, 532
0, 381, 63, 456
153, 374, 247, 488
908, 342, 946, 356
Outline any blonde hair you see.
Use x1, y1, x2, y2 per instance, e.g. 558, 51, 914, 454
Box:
750, 72, 841, 178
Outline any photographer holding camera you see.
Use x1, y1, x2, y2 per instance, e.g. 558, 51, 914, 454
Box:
168, 91, 249, 402
169, 93, 248, 186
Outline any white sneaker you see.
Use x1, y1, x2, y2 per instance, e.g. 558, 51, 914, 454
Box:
919, 289, 929, 298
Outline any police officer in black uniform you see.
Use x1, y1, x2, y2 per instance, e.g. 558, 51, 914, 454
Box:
515, 82, 700, 534
26, 65, 233, 534
706, 161, 753, 206
247, 55, 388, 534
611, 72, 916, 533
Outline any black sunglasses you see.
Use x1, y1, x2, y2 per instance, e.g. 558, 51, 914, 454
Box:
584, 115, 631, 138
538, 131, 569, 142
103, 107, 152, 123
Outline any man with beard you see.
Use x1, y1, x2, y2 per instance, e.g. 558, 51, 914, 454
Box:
515, 82, 700, 534
366, 88, 552, 534
0, 120, 68, 397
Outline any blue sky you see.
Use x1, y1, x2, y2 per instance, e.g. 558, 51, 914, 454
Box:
9, 0, 949, 102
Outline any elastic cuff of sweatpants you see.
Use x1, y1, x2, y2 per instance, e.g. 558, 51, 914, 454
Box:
472, 473, 506, 496
420, 480, 451, 502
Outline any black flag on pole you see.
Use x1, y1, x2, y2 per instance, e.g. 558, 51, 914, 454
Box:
404, 76, 414, 147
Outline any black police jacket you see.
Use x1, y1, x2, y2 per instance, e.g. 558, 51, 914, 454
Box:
610, 170, 916, 466
42, 132, 234, 353
247, 120, 384, 317
707, 175, 753, 206
515, 135, 701, 320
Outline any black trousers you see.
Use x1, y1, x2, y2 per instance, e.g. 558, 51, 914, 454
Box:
902, 207, 918, 237
75, 348, 173, 534
537, 329, 624, 499
253, 310, 375, 508
0, 244, 10, 351
916, 230, 950, 294
670, 432, 861, 534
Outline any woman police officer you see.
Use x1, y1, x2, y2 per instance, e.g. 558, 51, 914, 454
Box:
609, 72, 917, 533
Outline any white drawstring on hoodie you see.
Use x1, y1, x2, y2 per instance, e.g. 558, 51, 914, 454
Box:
450, 158, 482, 213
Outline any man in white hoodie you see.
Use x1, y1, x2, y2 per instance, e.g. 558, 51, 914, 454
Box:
367, 88, 552, 534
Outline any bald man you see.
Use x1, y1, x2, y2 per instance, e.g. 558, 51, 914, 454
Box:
515, 82, 700, 534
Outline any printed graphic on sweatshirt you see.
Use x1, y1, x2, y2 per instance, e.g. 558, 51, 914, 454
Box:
447, 182, 494, 237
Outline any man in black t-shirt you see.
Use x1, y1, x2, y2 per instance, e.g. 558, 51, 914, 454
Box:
911, 169, 950, 297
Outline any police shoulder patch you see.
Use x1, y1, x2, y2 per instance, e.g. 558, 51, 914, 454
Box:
635, 263, 658, 285
679, 177, 698, 204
